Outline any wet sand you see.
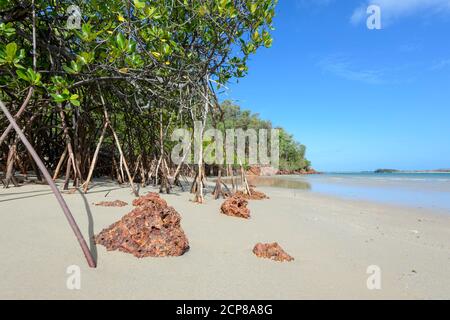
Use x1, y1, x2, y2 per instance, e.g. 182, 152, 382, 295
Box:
0, 180, 449, 299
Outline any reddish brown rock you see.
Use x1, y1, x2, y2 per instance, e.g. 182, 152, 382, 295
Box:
94, 200, 128, 207
220, 195, 251, 219
132, 192, 167, 207
95, 193, 189, 258
260, 166, 278, 176
246, 166, 261, 176
277, 168, 321, 176
253, 242, 294, 262
235, 188, 268, 200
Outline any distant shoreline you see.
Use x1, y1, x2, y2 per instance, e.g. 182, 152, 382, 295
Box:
374, 169, 450, 174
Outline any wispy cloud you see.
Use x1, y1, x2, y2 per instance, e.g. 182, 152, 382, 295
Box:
431, 59, 450, 70
296, 0, 335, 9
296, 0, 335, 6
398, 43, 422, 53
318, 56, 386, 84
318, 54, 449, 84
351, 0, 450, 25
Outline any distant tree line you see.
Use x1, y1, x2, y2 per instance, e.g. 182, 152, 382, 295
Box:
211, 100, 311, 172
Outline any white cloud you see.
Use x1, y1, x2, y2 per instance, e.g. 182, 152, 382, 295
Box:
318, 56, 385, 84
431, 59, 450, 70
296, 0, 335, 8
351, 0, 450, 25
297, 0, 333, 5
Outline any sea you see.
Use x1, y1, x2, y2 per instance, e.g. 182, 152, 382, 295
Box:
247, 172, 450, 211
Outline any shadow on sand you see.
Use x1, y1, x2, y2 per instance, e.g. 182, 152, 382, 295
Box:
76, 190, 98, 265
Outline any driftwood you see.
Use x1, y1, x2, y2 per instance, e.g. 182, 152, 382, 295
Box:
94, 200, 128, 207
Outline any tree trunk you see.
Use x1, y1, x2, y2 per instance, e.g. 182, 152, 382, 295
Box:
0, 99, 96, 268
53, 146, 68, 180
82, 122, 108, 193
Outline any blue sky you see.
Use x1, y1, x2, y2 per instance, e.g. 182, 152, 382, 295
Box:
222, 0, 450, 172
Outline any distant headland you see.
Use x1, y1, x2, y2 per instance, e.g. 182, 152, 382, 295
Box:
374, 169, 450, 174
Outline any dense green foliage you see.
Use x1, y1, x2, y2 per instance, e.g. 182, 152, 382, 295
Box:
0, 1, 310, 199
1, 0, 276, 105
0, 1, 276, 179
214, 100, 311, 171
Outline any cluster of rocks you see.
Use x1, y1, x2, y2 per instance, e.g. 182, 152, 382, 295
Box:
220, 195, 251, 219
235, 188, 268, 200
95, 193, 189, 258
246, 165, 320, 176
132, 192, 167, 207
220, 185, 268, 219
246, 166, 262, 176
252, 242, 294, 262
94, 200, 128, 207
219, 187, 293, 262
94, 188, 293, 263
277, 168, 320, 175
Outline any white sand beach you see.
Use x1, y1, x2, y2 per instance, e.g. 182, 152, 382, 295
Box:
0, 181, 449, 299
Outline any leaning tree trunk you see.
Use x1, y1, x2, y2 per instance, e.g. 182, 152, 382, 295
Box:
4, 144, 18, 188
82, 121, 108, 193
0, 87, 34, 147
0, 99, 96, 268
58, 105, 82, 187
53, 146, 67, 181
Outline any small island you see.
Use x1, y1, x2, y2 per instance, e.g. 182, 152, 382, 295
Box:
375, 169, 450, 173
374, 169, 400, 173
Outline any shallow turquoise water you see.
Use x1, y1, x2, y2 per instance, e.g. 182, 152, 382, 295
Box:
262, 173, 450, 211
